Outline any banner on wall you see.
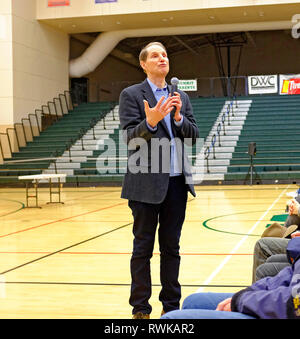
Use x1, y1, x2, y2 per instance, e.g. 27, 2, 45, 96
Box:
48, 0, 70, 6
247, 75, 278, 94
178, 80, 197, 91
95, 0, 117, 3
279, 74, 300, 95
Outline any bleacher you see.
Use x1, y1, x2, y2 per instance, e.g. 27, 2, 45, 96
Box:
225, 94, 300, 183
0, 100, 115, 185
1, 93, 300, 186
68, 97, 227, 184
190, 97, 227, 141
68, 109, 125, 185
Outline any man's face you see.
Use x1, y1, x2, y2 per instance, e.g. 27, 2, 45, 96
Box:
140, 45, 169, 78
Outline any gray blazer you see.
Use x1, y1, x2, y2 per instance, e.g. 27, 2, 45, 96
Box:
118, 79, 199, 204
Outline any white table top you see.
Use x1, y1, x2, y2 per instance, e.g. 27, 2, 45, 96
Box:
18, 173, 67, 180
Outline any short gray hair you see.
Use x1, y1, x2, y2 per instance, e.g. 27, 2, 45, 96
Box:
139, 42, 167, 62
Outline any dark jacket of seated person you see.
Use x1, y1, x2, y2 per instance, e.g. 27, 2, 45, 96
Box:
231, 237, 300, 319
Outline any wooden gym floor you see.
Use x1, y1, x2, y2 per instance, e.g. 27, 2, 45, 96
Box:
0, 183, 294, 319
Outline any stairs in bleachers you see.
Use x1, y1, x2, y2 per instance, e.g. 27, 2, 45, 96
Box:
0, 102, 115, 185
3, 94, 299, 186
192, 98, 251, 182
65, 97, 228, 185
190, 97, 227, 141
49, 107, 123, 184
225, 94, 300, 183
0, 97, 249, 186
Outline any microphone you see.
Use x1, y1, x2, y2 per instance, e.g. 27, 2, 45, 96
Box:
170, 77, 179, 118
170, 77, 179, 96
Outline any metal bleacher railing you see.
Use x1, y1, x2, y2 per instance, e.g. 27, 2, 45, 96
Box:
0, 90, 76, 179
204, 97, 238, 174
0, 90, 73, 162
0, 90, 117, 182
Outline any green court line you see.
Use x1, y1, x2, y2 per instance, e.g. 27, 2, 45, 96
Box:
202, 209, 285, 237
0, 199, 25, 218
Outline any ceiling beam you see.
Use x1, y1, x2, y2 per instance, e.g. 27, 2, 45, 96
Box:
173, 35, 200, 55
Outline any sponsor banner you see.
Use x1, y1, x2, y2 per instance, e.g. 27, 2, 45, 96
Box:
248, 75, 278, 94
279, 74, 300, 95
178, 80, 197, 92
95, 0, 117, 3
48, 0, 70, 6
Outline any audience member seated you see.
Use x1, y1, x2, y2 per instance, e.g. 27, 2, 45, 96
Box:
252, 196, 300, 282
161, 238, 300, 319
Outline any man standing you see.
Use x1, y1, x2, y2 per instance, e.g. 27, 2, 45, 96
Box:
118, 42, 199, 319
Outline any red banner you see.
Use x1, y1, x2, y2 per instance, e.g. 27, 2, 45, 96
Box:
48, 0, 70, 6
280, 75, 300, 95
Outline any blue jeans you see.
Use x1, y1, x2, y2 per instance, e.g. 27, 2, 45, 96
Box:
160, 292, 255, 319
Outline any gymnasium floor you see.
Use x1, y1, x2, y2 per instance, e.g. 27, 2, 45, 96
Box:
0, 183, 294, 319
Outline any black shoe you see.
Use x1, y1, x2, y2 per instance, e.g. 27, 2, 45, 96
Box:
132, 312, 150, 319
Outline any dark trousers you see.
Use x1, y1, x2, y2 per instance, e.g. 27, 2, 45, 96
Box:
128, 175, 188, 315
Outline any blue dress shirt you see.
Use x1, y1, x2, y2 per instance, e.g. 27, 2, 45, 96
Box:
146, 78, 183, 176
